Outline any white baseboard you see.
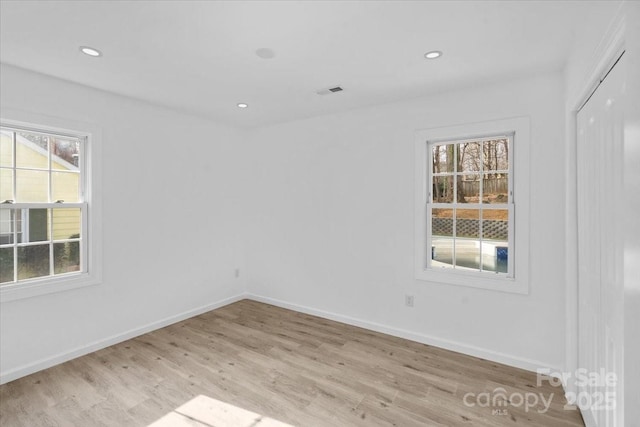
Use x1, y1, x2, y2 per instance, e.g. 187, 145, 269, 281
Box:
2, 292, 561, 385
246, 293, 562, 374
0, 292, 247, 385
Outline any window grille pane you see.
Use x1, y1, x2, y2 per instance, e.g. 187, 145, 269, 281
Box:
19, 208, 49, 243
0, 209, 15, 244
16, 169, 48, 202
54, 242, 80, 274
433, 176, 454, 203
0, 132, 13, 167
455, 209, 480, 238
459, 174, 480, 203
481, 209, 508, 238
455, 209, 480, 270
0, 168, 13, 201
51, 138, 80, 170
432, 208, 453, 236
482, 209, 509, 273
52, 208, 81, 240
482, 173, 508, 204
52, 172, 80, 202
482, 138, 509, 171
432, 144, 454, 173
454, 239, 481, 270
17, 244, 50, 280
458, 142, 481, 173
16, 132, 49, 169
431, 208, 454, 268
431, 238, 454, 268
0, 247, 13, 283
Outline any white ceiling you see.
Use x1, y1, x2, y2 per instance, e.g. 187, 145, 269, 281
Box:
0, 1, 619, 128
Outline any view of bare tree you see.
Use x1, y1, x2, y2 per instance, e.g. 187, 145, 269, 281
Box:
432, 138, 508, 204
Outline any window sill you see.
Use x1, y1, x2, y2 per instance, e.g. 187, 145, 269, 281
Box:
0, 273, 101, 303
415, 267, 529, 294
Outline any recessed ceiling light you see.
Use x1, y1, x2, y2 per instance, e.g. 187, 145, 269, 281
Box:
256, 48, 276, 59
80, 46, 102, 57
237, 103, 248, 109
424, 50, 442, 59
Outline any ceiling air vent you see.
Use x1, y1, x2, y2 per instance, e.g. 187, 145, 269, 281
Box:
316, 86, 344, 95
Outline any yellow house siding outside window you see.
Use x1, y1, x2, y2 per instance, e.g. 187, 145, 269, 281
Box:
0, 127, 85, 284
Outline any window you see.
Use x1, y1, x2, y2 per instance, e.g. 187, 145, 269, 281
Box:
430, 136, 512, 274
415, 118, 529, 293
0, 119, 100, 300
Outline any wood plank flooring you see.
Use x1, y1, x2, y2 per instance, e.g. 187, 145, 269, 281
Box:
0, 299, 584, 426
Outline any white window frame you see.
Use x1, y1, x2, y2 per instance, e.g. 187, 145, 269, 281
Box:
414, 117, 530, 294
0, 112, 102, 302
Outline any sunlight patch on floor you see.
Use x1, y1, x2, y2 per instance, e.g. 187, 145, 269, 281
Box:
148, 394, 295, 427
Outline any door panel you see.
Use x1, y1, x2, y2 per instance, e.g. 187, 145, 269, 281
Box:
576, 55, 625, 427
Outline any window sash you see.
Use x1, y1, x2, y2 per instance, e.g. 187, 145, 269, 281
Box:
0, 126, 84, 204
0, 204, 87, 284
425, 204, 514, 277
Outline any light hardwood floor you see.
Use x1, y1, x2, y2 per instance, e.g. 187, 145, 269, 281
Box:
0, 299, 584, 426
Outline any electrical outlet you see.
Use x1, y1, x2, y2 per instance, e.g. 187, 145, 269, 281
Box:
235, 268, 240, 278
405, 295, 414, 307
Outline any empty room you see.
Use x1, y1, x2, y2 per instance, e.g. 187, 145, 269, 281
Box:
0, 1, 638, 426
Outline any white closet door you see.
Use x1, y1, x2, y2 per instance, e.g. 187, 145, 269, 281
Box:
576, 54, 625, 427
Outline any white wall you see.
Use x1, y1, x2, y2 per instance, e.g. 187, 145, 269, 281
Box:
0, 64, 248, 382
245, 71, 567, 371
